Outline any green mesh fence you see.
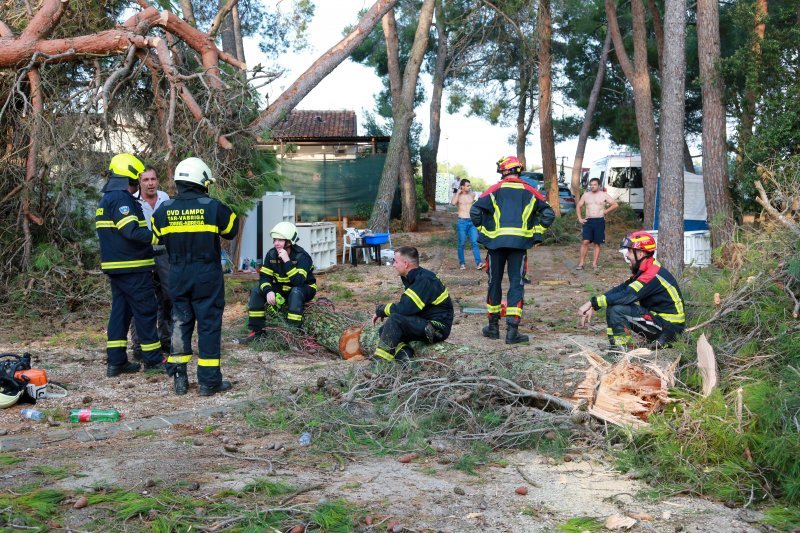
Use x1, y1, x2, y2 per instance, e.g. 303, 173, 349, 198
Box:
279, 155, 387, 221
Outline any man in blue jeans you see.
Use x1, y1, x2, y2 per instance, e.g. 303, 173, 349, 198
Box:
450, 178, 484, 270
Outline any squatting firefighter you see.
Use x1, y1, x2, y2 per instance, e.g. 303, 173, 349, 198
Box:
151, 157, 238, 396
578, 231, 685, 348
96, 153, 164, 377
241, 221, 317, 343
470, 156, 555, 344
372, 246, 454, 365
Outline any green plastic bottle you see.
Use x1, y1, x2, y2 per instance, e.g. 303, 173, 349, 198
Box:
69, 408, 122, 423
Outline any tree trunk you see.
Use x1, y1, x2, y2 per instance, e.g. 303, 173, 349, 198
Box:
251, 0, 399, 133
571, 31, 612, 198
382, 8, 417, 232
232, 5, 245, 63
179, 0, 196, 26
217, 0, 237, 56
368, 0, 435, 232
658, 0, 687, 277
735, 0, 766, 179
421, 0, 448, 211
515, 81, 529, 169
697, 0, 734, 247
606, 0, 659, 227
538, 0, 559, 216
683, 139, 696, 173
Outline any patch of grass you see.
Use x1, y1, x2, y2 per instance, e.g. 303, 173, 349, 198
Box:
0, 454, 23, 467
32, 465, 77, 480
761, 506, 800, 531
240, 479, 296, 496
344, 272, 364, 283
133, 429, 156, 438
557, 516, 604, 532
543, 211, 581, 245
0, 488, 66, 527
309, 498, 359, 532
452, 441, 493, 476
417, 467, 437, 475
329, 283, 354, 299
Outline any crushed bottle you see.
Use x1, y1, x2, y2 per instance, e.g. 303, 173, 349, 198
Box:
298, 432, 311, 446
20, 408, 45, 421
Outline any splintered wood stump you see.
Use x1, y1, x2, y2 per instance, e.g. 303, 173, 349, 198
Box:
571, 348, 679, 428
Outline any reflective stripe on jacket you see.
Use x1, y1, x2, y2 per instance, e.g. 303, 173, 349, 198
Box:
96, 178, 154, 274
591, 257, 685, 326
375, 267, 454, 329
470, 177, 555, 250
258, 245, 317, 294
151, 188, 238, 267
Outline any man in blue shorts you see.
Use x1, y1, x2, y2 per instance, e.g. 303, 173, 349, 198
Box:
576, 178, 618, 272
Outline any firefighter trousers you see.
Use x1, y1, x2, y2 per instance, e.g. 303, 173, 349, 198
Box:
106, 271, 162, 367
606, 304, 683, 346
374, 314, 450, 361
247, 285, 315, 330
167, 263, 225, 387
485, 248, 527, 325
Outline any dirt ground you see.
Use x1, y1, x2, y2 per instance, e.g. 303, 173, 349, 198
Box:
0, 208, 766, 531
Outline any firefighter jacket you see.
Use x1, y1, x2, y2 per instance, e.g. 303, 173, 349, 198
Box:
258, 245, 317, 295
591, 256, 685, 328
96, 177, 155, 274
470, 177, 556, 250
375, 267, 454, 328
151, 185, 238, 266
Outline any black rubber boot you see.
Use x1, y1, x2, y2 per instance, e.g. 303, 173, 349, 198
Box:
424, 322, 445, 343
482, 316, 500, 340
174, 371, 189, 395
107, 361, 141, 377
238, 329, 267, 345
505, 324, 529, 344
198, 380, 232, 397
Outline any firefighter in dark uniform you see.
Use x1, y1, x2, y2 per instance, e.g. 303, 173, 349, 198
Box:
470, 156, 555, 344
372, 246, 454, 365
151, 157, 238, 396
579, 231, 685, 348
241, 222, 317, 343
96, 153, 164, 377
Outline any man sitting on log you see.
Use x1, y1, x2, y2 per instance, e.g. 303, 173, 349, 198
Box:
578, 231, 685, 349
371, 246, 454, 365
241, 222, 317, 343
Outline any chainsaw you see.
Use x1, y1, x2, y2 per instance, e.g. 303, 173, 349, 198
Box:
1, 353, 67, 401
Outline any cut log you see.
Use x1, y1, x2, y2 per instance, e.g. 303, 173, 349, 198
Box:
571, 348, 679, 428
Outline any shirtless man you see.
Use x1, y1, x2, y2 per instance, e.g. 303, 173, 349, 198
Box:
576, 177, 618, 272
451, 178, 484, 270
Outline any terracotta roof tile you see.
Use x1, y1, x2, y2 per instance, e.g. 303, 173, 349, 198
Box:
270, 110, 357, 139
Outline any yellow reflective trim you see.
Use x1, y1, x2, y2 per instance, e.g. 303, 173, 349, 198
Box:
101, 259, 155, 269
500, 182, 526, 189
151, 218, 160, 236
606, 327, 614, 335
106, 340, 127, 348
260, 266, 274, 276
597, 295, 607, 308
286, 267, 308, 278
656, 275, 685, 323
282, 285, 292, 291
521, 196, 536, 232
487, 304, 502, 313
404, 288, 425, 310
384, 303, 392, 316
138, 220, 148, 227
477, 226, 536, 239
375, 347, 394, 361
432, 289, 449, 305
259, 282, 271, 291
141, 341, 161, 351
654, 312, 685, 323
95, 221, 115, 229
249, 311, 266, 317
629, 281, 644, 292
151, 233, 159, 245
505, 306, 523, 317
96, 208, 104, 216
309, 283, 317, 290
274, 275, 291, 282
197, 358, 220, 367
221, 213, 237, 235
168, 354, 192, 364
116, 215, 138, 229
158, 225, 219, 235
533, 225, 545, 234
287, 313, 302, 321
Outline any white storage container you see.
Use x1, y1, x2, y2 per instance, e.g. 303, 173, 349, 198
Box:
648, 230, 712, 267
296, 222, 337, 271
262, 192, 296, 241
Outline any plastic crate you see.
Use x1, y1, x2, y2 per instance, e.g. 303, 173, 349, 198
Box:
296, 222, 337, 271
648, 230, 711, 267
363, 233, 389, 245
262, 192, 296, 240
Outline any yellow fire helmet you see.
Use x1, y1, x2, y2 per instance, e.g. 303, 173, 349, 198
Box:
109, 153, 145, 180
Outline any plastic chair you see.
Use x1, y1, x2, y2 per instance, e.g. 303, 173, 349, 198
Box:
342, 228, 369, 264
380, 232, 394, 263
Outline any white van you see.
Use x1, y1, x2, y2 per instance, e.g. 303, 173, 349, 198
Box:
587, 154, 644, 214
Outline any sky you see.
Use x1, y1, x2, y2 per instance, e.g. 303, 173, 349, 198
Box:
248, 1, 612, 184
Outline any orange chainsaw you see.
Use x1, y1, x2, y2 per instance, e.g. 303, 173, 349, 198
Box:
2, 353, 67, 401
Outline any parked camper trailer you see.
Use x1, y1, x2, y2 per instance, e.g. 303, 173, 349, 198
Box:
587, 154, 644, 213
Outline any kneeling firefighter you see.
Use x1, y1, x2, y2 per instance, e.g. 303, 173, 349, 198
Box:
151, 157, 239, 396
242, 221, 317, 343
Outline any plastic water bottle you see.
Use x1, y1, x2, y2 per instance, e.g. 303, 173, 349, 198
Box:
69, 408, 122, 423
298, 432, 311, 446
21, 408, 45, 421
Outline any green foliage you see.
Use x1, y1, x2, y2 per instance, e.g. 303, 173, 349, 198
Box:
452, 441, 493, 476
557, 516, 604, 532
618, 226, 800, 504
762, 506, 800, 531
543, 211, 581, 245
309, 499, 359, 532
0, 488, 66, 527
0, 454, 23, 467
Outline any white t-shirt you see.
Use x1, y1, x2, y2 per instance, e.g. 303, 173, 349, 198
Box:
135, 190, 170, 251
